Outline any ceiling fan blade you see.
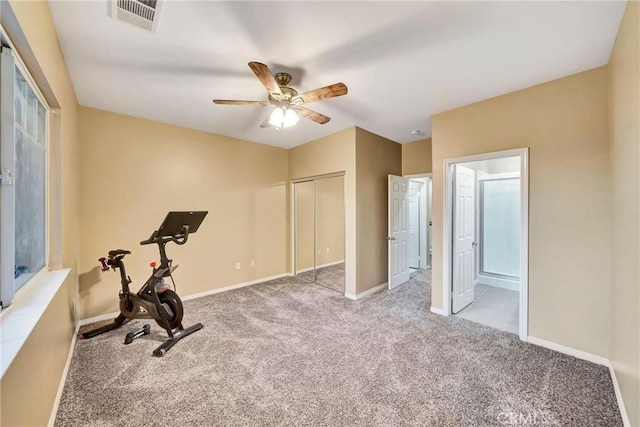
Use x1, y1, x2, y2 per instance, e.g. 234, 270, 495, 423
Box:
260, 115, 273, 128
292, 83, 348, 105
294, 106, 331, 125
248, 62, 283, 100
213, 99, 270, 106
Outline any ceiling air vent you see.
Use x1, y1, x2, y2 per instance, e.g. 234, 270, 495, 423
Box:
109, 0, 163, 33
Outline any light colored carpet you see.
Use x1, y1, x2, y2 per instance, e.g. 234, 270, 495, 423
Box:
56, 269, 622, 426
297, 262, 345, 293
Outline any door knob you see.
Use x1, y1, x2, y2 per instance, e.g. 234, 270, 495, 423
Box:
387, 236, 396, 241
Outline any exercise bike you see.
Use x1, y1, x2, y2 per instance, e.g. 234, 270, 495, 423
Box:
82, 211, 208, 357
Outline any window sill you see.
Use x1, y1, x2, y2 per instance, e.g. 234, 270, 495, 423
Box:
0, 268, 71, 379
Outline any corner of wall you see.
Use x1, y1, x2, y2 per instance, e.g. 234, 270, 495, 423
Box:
354, 128, 401, 293
401, 137, 433, 176
607, 1, 640, 425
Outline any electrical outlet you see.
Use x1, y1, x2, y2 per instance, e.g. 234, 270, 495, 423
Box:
326, 248, 330, 253
250, 260, 255, 267
318, 249, 322, 255
235, 262, 240, 270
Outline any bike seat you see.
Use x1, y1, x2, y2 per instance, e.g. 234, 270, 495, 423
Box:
108, 249, 131, 257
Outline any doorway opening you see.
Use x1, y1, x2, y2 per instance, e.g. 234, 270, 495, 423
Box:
388, 174, 432, 290
292, 174, 346, 294
408, 178, 431, 271
443, 149, 528, 340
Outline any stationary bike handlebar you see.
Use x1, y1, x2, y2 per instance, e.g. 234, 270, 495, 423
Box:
139, 225, 190, 246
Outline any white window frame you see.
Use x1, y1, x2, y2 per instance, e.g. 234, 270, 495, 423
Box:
0, 42, 50, 309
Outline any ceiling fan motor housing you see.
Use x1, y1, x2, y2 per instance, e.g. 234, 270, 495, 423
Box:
269, 85, 299, 103
274, 72, 293, 87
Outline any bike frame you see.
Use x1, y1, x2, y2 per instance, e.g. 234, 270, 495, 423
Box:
82, 211, 207, 357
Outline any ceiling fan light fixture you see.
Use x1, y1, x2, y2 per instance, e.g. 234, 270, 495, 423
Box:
269, 107, 284, 127
269, 106, 299, 128
283, 108, 299, 127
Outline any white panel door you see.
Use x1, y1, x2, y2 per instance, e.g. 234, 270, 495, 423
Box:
388, 175, 410, 289
452, 165, 476, 313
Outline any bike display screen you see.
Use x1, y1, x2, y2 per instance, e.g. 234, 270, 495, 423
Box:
156, 211, 208, 237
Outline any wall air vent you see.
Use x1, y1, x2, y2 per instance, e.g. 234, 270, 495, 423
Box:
109, 0, 163, 33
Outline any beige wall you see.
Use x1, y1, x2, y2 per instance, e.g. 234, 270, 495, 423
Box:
289, 128, 357, 294
431, 67, 611, 357
1, 1, 80, 426
289, 128, 356, 179
78, 107, 289, 319
1, 275, 75, 427
402, 137, 432, 175
609, 1, 640, 424
355, 128, 402, 293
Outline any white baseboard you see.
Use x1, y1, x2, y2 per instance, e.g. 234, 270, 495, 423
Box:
528, 337, 629, 426
609, 362, 632, 427
430, 306, 447, 316
477, 274, 519, 291
295, 260, 345, 274
527, 336, 609, 366
80, 273, 292, 325
345, 282, 387, 300
49, 323, 79, 426
182, 273, 291, 301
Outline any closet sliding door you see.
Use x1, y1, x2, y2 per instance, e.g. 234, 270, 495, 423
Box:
294, 180, 316, 282
293, 175, 345, 293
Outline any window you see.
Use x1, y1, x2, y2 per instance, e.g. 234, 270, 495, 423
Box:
0, 45, 48, 308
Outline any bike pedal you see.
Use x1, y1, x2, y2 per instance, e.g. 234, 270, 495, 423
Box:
123, 324, 151, 345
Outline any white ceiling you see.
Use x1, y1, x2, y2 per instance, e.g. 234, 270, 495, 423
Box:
49, 1, 625, 149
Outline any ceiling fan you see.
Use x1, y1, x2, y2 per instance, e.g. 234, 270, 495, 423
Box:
213, 62, 348, 129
